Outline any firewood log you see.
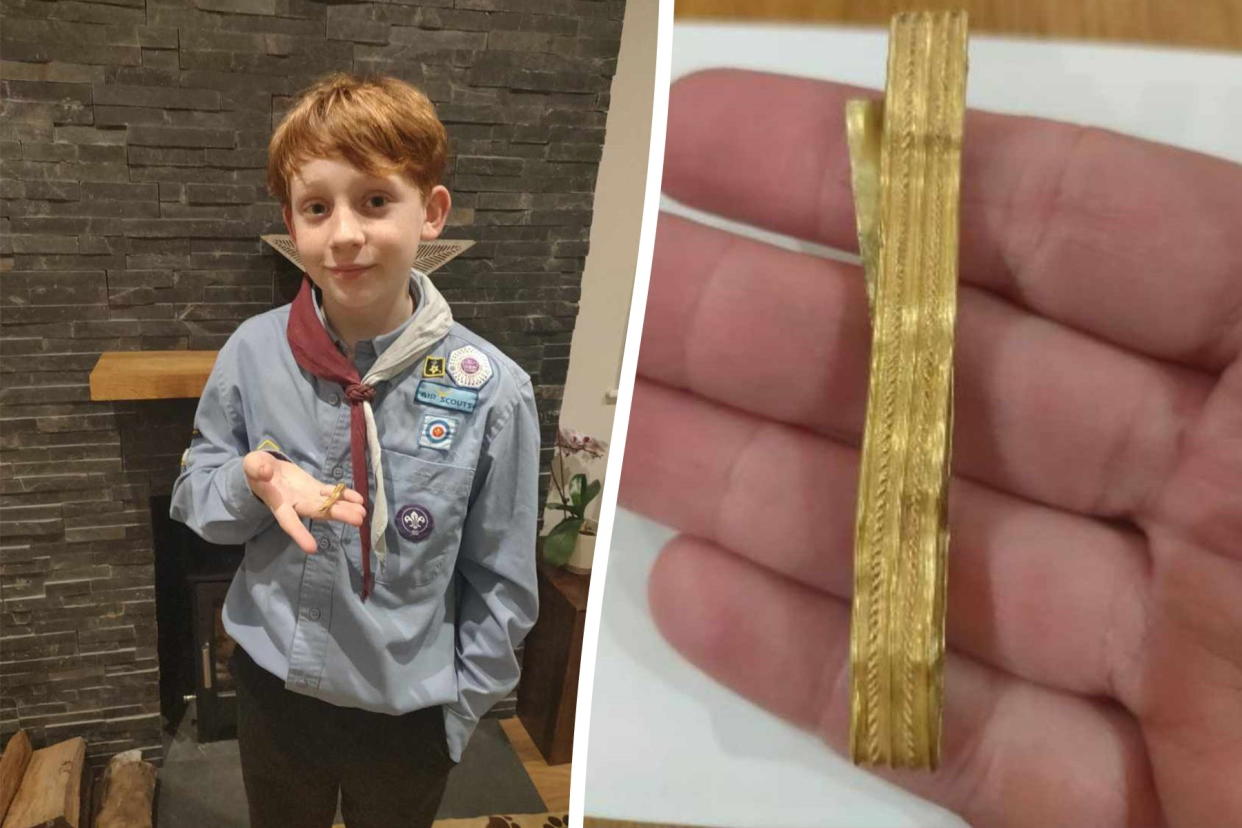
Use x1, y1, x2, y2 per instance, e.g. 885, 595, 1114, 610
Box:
1, 736, 85, 828
0, 732, 32, 824
94, 750, 156, 828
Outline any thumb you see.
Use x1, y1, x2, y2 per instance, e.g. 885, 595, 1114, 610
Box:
244, 451, 276, 486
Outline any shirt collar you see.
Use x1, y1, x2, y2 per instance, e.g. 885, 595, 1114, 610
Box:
312, 271, 422, 359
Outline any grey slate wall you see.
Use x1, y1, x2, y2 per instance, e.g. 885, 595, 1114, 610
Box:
0, 0, 623, 768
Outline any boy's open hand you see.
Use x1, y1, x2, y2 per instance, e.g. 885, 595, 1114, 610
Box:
243, 450, 366, 554
621, 70, 1242, 827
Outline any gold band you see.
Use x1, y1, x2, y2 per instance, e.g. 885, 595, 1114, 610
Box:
318, 482, 347, 516
846, 10, 968, 771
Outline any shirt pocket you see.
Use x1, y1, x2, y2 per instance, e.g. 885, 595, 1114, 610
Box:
374, 449, 475, 588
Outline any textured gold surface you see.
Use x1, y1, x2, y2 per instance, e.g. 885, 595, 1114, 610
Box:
846, 10, 968, 770
318, 482, 347, 515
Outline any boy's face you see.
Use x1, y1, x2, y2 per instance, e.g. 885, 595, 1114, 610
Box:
282, 156, 450, 318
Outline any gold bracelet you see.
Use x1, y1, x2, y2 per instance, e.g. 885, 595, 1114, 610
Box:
846, 10, 968, 771
317, 482, 347, 516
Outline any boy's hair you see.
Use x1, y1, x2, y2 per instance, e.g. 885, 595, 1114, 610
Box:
267, 72, 448, 206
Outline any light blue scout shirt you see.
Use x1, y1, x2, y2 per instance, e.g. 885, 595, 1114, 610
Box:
169, 273, 540, 762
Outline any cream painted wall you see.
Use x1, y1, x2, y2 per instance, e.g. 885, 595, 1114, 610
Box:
545, 0, 658, 533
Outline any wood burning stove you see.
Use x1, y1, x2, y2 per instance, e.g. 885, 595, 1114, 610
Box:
188, 572, 238, 742
151, 495, 242, 743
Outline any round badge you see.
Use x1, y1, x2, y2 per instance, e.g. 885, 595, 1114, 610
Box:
395, 504, 433, 542
418, 413, 457, 450
447, 345, 493, 389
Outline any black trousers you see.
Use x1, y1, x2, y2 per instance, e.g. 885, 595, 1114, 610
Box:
230, 645, 454, 828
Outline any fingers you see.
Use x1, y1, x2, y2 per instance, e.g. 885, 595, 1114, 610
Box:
274, 503, 318, 555
642, 212, 1212, 521
317, 483, 364, 504
648, 536, 1163, 828
620, 379, 1152, 709
316, 484, 366, 527
257, 465, 367, 551
328, 504, 367, 528
665, 69, 1242, 372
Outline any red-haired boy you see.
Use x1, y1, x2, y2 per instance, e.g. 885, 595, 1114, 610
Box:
171, 73, 540, 828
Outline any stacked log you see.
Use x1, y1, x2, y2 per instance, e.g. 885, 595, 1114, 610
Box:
0, 732, 32, 822
0, 734, 85, 828
0, 733, 156, 828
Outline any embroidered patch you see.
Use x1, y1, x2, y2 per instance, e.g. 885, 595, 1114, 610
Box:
422, 356, 446, 378
418, 414, 458, 451
447, 345, 493, 389
256, 437, 283, 454
415, 380, 478, 414
395, 504, 433, 542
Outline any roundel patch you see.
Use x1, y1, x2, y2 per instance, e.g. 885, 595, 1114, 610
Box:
447, 345, 493, 389
396, 504, 433, 542
418, 414, 458, 450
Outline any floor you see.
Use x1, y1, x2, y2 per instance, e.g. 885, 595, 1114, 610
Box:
499, 717, 570, 813
155, 701, 570, 826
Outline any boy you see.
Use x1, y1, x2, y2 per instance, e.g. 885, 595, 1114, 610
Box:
170, 73, 540, 828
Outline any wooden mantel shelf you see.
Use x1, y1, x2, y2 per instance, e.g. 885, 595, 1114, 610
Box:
90, 351, 218, 401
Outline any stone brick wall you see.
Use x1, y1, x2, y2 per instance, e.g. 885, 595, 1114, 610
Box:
0, 0, 623, 768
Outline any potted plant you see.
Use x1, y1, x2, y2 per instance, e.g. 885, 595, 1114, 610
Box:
543, 426, 608, 570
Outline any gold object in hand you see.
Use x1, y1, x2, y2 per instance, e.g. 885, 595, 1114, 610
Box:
846, 10, 968, 771
318, 482, 347, 516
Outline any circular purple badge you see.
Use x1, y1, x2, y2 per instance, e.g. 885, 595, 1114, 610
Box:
395, 504, 433, 542
461, 356, 480, 374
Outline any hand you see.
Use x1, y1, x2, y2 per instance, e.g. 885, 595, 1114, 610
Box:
243, 450, 366, 554
621, 69, 1242, 828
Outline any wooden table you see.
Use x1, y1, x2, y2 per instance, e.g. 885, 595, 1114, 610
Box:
676, 0, 1242, 50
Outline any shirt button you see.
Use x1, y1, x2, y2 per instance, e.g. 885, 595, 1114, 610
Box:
331, 465, 344, 479
328, 393, 341, 406
307, 607, 321, 621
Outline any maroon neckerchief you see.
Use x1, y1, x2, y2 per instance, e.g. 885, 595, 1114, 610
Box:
286, 275, 379, 600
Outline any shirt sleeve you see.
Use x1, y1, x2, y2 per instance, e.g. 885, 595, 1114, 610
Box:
444, 376, 541, 761
169, 330, 276, 545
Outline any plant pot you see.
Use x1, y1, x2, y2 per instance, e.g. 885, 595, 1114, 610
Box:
566, 531, 595, 574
